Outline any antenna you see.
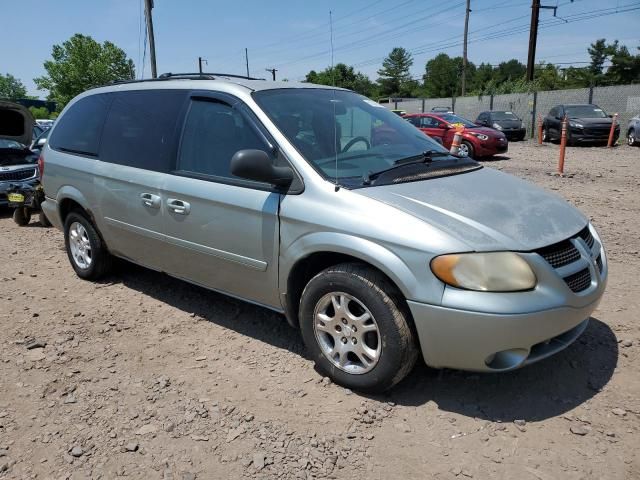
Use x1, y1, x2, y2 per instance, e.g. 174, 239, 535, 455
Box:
330, 10, 339, 192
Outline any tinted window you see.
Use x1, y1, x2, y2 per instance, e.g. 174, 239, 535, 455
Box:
491, 111, 519, 120
177, 99, 267, 179
549, 107, 558, 117
421, 116, 441, 128
406, 116, 420, 127
253, 89, 447, 184
49, 94, 110, 156
100, 90, 186, 172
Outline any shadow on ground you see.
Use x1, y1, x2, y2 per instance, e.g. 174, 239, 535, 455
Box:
115, 262, 617, 423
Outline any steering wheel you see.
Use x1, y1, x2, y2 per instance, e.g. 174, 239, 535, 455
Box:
342, 136, 370, 153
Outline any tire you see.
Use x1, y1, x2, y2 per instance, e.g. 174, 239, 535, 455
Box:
299, 263, 418, 392
39, 211, 52, 227
13, 207, 31, 226
64, 210, 112, 280
459, 140, 475, 159
627, 129, 636, 146
542, 125, 550, 143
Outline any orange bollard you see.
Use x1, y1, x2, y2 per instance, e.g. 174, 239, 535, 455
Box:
607, 113, 618, 147
558, 116, 568, 174
450, 127, 464, 155
537, 115, 543, 145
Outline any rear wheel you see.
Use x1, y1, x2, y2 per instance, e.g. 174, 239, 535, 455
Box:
299, 263, 418, 392
628, 129, 637, 146
12, 207, 31, 226
64, 211, 112, 280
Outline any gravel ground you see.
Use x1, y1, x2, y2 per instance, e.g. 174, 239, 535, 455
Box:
0, 141, 639, 480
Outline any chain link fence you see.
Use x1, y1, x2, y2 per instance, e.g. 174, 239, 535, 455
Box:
386, 83, 640, 138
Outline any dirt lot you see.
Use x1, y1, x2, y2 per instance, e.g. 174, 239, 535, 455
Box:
1, 141, 639, 480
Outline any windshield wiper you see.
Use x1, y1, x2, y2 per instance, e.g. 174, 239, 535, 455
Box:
362, 150, 450, 185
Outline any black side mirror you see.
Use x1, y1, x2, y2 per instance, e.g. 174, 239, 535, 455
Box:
231, 149, 293, 186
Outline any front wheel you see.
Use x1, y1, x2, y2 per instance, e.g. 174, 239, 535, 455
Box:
13, 207, 31, 226
458, 140, 475, 159
542, 125, 550, 143
299, 263, 418, 392
628, 129, 637, 146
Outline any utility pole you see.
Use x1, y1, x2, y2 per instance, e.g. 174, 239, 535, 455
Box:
461, 0, 471, 96
526, 0, 559, 81
198, 57, 207, 74
245, 48, 250, 78
144, 0, 157, 78
265, 68, 278, 81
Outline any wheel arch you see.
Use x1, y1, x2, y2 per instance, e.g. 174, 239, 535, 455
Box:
56, 186, 94, 225
281, 233, 418, 329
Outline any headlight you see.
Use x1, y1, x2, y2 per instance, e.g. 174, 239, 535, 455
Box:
469, 133, 489, 141
569, 121, 584, 129
492, 123, 503, 130
430, 252, 537, 292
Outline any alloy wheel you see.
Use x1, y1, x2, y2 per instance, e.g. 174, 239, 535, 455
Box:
68, 222, 92, 269
313, 292, 381, 374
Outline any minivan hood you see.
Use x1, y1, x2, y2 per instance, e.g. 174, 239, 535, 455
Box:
0, 100, 34, 146
357, 167, 587, 251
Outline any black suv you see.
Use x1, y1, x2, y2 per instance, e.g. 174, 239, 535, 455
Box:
542, 104, 619, 145
476, 111, 526, 141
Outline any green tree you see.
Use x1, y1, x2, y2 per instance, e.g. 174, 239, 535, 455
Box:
305, 63, 378, 97
377, 47, 414, 97
28, 106, 50, 119
606, 45, 640, 84
0, 73, 28, 100
494, 59, 526, 84
34, 34, 135, 108
423, 53, 465, 98
588, 39, 614, 77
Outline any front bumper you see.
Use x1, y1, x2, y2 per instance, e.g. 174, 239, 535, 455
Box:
0, 177, 39, 206
408, 300, 598, 371
502, 128, 526, 140
409, 225, 607, 372
570, 127, 619, 143
475, 138, 508, 156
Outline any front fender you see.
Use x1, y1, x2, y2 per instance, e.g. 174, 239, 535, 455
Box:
280, 231, 420, 301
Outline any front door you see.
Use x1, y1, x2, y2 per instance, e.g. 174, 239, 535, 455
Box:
161, 94, 282, 308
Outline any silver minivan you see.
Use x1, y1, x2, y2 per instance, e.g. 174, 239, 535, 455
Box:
41, 74, 607, 392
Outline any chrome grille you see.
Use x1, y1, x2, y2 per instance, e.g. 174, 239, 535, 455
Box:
536, 240, 581, 268
577, 226, 594, 249
0, 168, 36, 181
564, 268, 592, 292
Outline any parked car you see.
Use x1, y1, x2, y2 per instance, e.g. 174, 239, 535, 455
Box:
542, 104, 620, 145
431, 106, 453, 113
0, 101, 39, 207
41, 74, 607, 392
390, 109, 406, 116
627, 114, 640, 146
404, 112, 508, 158
476, 111, 526, 141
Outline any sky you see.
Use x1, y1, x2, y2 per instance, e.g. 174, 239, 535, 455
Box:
2, 0, 638, 99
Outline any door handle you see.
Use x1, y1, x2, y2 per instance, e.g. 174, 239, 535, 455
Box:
140, 193, 161, 209
167, 198, 191, 215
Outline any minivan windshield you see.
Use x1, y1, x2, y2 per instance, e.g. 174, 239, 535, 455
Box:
252, 89, 461, 186
565, 105, 608, 119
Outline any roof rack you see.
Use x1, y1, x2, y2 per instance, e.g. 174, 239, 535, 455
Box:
159, 72, 266, 81
110, 72, 265, 86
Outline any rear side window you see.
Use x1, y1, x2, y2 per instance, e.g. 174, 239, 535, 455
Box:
177, 99, 268, 180
49, 94, 110, 156
100, 90, 187, 172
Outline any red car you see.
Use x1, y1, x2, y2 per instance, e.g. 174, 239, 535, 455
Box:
404, 113, 508, 158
